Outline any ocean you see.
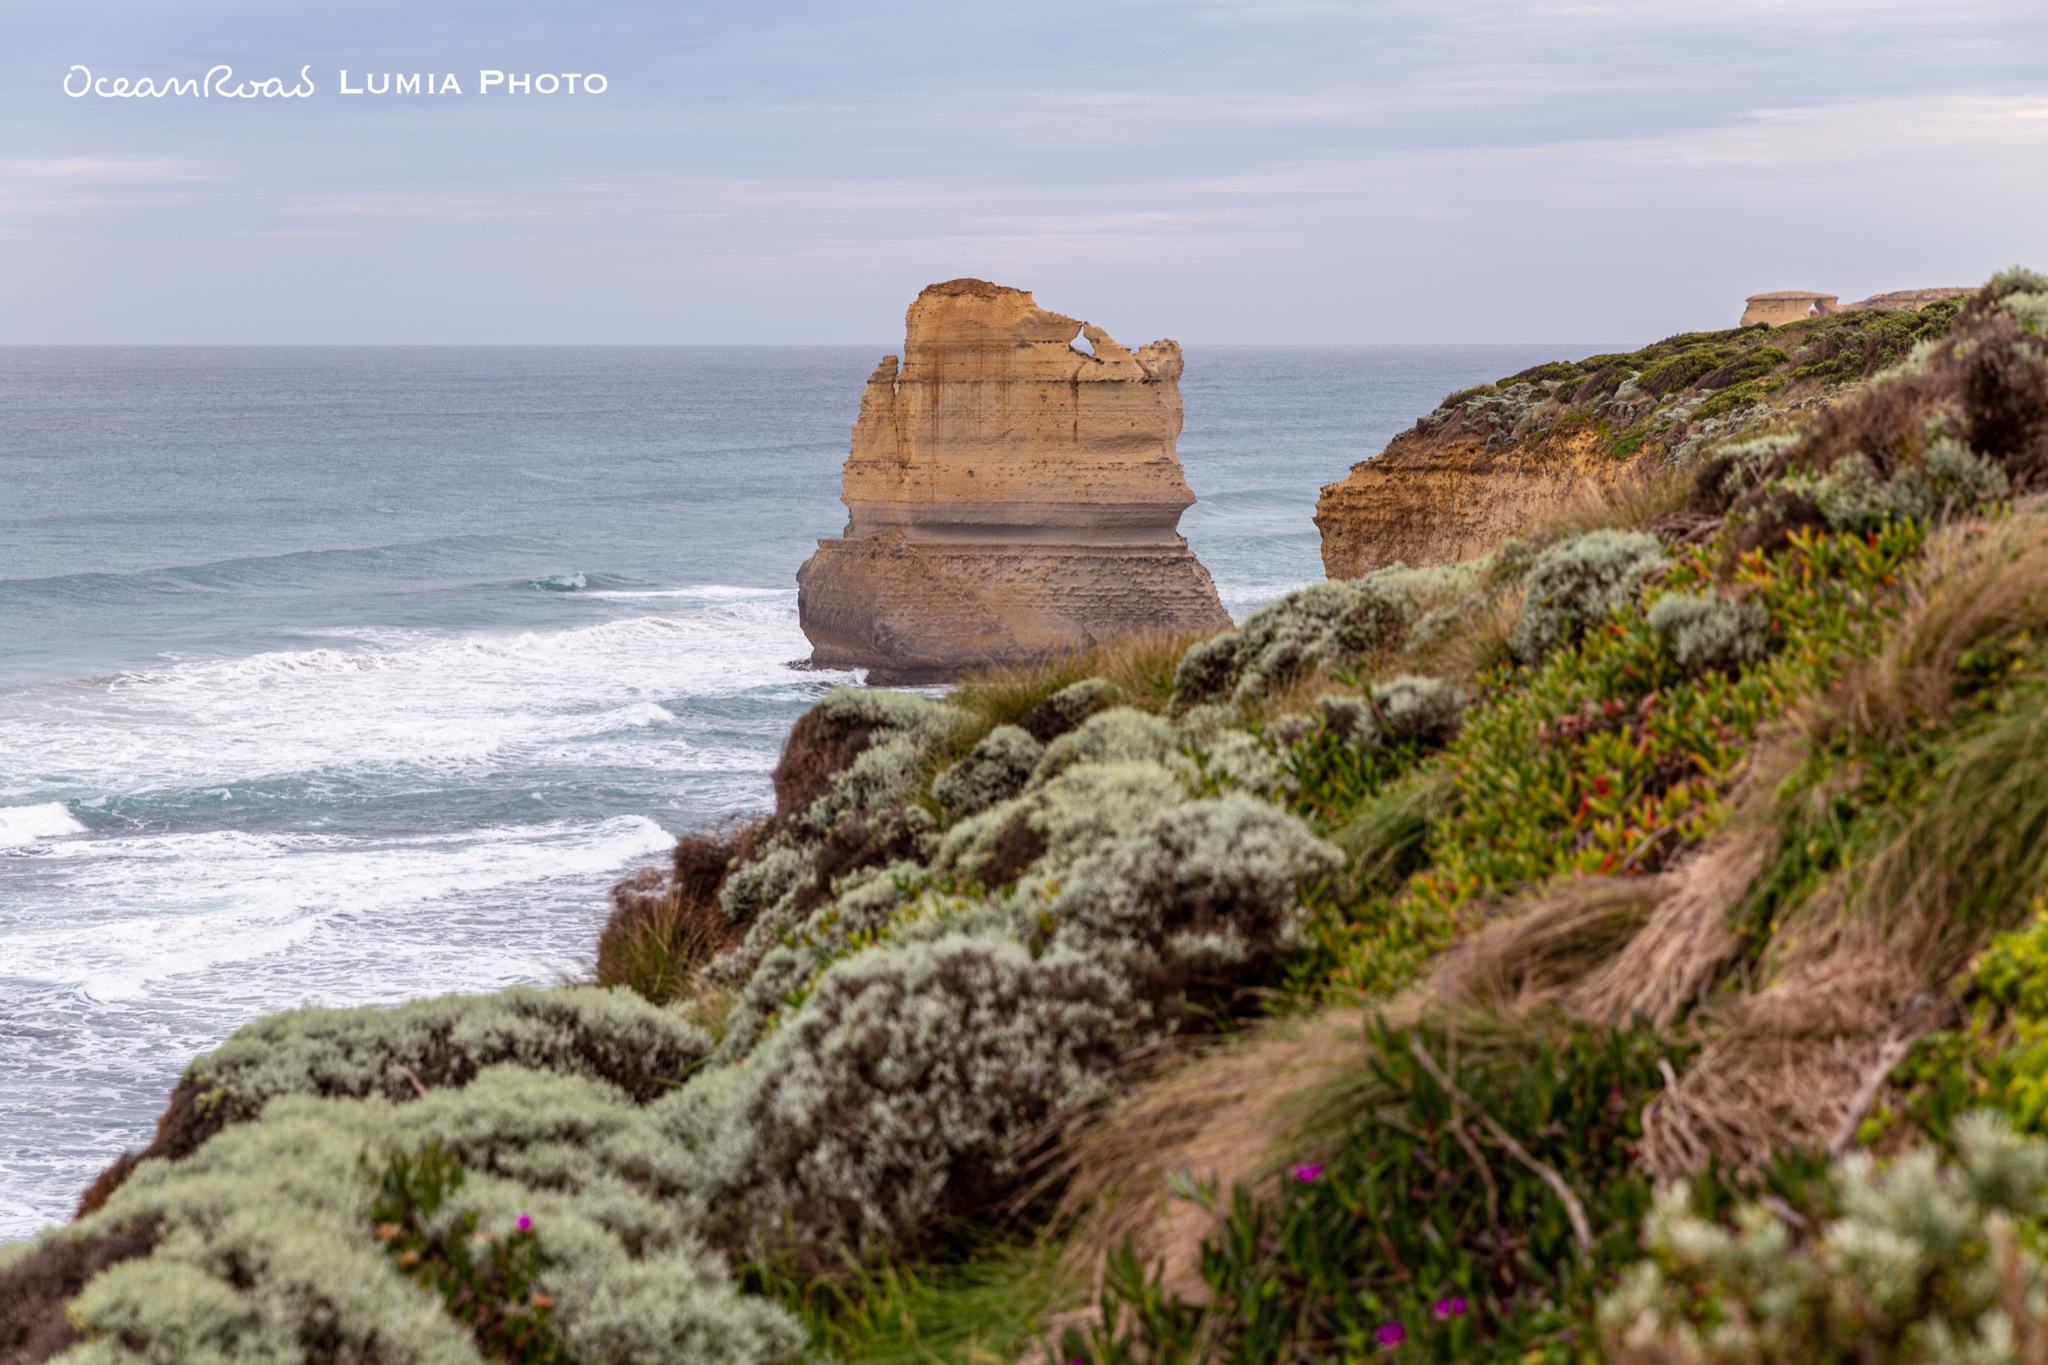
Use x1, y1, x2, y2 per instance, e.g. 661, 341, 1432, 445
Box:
0, 341, 1597, 1236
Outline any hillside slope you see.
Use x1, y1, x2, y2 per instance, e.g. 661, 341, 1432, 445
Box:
1315, 300, 1963, 577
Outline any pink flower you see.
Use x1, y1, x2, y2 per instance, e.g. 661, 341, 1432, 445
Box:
1376, 1322, 1406, 1347
1433, 1296, 1466, 1319
1292, 1163, 1324, 1183
516, 1215, 533, 1232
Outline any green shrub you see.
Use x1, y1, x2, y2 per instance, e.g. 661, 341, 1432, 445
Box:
932, 725, 1043, 820
1065, 1020, 1686, 1365
696, 932, 1133, 1246
1509, 529, 1667, 664
1599, 1112, 2048, 1365
1647, 592, 1772, 674
190, 986, 714, 1120
1691, 381, 1763, 424
1170, 580, 1408, 713
1378, 523, 1923, 999
65, 1067, 803, 1365
1639, 346, 1732, 396
371, 1142, 563, 1364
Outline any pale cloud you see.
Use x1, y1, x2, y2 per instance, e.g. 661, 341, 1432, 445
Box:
1, 0, 2044, 341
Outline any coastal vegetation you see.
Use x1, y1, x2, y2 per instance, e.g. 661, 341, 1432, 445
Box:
12, 273, 2048, 1363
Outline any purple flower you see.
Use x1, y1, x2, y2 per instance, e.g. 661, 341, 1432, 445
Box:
1433, 1296, 1466, 1320
1376, 1322, 1406, 1347
1292, 1163, 1324, 1183
516, 1215, 533, 1233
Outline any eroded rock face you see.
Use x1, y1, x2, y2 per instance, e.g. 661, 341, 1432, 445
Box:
1314, 430, 1622, 577
1314, 299, 1968, 578
799, 280, 1230, 682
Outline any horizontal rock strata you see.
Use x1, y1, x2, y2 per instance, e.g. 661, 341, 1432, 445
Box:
799, 279, 1230, 682
1314, 430, 1621, 577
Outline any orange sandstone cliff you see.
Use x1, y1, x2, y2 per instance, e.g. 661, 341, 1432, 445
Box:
798, 280, 1231, 682
1314, 297, 1968, 578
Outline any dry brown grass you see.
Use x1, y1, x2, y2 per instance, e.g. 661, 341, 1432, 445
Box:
1034, 1012, 1365, 1301
1425, 878, 1664, 1017
950, 629, 1218, 730
1401, 579, 1527, 688
1565, 819, 1779, 1028
1524, 460, 1697, 547
1639, 950, 1934, 1178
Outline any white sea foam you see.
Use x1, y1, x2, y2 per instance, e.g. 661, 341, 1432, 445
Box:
5, 815, 671, 997
0, 587, 850, 1238
0, 591, 843, 800
0, 802, 87, 846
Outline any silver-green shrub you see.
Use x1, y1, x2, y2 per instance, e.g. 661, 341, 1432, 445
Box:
1647, 592, 1772, 674
1600, 1111, 2048, 1365
687, 754, 1333, 1248
1034, 708, 1180, 784
1169, 578, 1409, 712
1197, 727, 1288, 800
190, 986, 714, 1118
1369, 675, 1464, 746
713, 686, 968, 982
1044, 792, 1341, 976
936, 760, 1189, 890
933, 725, 1043, 820
1510, 529, 1667, 664
1789, 441, 2008, 534
62, 1066, 802, 1365
1920, 436, 2011, 512
694, 931, 1131, 1244
1991, 266, 2048, 300
713, 861, 927, 1064
1312, 676, 1464, 751
1024, 678, 1115, 738
2003, 292, 2048, 336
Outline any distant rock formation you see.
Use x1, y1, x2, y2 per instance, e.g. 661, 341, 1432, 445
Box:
1740, 291, 1840, 327
797, 280, 1231, 683
1740, 286, 1968, 328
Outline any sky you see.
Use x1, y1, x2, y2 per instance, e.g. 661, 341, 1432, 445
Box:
3, 1, 2047, 344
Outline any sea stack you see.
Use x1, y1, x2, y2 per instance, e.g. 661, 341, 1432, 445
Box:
797, 279, 1232, 682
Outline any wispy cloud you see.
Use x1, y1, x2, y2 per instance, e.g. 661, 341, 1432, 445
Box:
2, 0, 2044, 340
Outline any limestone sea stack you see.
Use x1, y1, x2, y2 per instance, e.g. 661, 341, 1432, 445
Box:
797, 279, 1232, 682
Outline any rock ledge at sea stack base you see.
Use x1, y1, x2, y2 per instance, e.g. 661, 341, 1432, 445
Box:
797, 279, 1232, 683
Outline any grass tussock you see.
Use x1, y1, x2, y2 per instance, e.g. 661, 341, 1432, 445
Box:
595, 823, 752, 1005
1810, 500, 2048, 745
1425, 878, 1663, 1017
1526, 459, 1698, 547
949, 629, 1214, 730
742, 1234, 1069, 1365
1037, 1013, 1366, 1303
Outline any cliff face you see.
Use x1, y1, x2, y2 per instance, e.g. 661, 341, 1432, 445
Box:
799, 280, 1230, 682
1315, 298, 1965, 578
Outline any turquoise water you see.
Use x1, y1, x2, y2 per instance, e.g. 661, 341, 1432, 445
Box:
0, 342, 1599, 1234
